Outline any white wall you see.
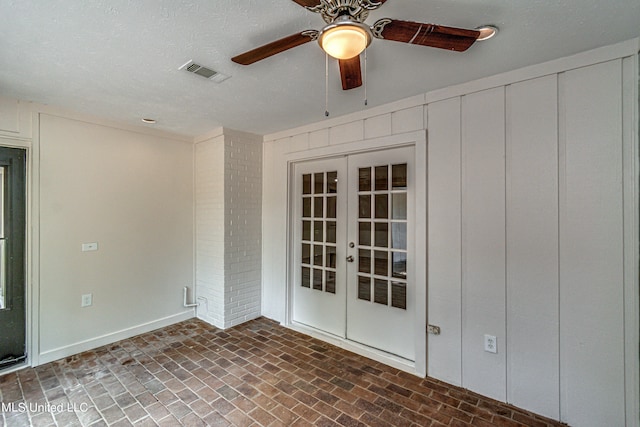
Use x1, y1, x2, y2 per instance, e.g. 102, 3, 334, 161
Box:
38, 113, 194, 363
460, 86, 507, 402
195, 128, 262, 329
558, 60, 626, 425
506, 75, 559, 416
262, 40, 639, 427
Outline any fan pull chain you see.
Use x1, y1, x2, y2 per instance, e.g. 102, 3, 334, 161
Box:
364, 49, 368, 106
325, 53, 330, 117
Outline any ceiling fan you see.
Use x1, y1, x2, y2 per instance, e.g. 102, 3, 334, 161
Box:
231, 0, 497, 90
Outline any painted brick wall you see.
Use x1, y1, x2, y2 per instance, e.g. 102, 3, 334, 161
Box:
224, 132, 263, 328
195, 135, 225, 328
195, 129, 262, 329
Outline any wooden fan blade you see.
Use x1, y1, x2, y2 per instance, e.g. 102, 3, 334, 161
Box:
291, 0, 323, 7
372, 19, 480, 52
339, 56, 362, 90
232, 31, 318, 65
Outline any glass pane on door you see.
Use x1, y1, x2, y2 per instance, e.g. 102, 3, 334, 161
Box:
355, 163, 408, 311
300, 171, 338, 294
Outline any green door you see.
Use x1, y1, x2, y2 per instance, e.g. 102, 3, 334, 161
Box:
0, 147, 26, 368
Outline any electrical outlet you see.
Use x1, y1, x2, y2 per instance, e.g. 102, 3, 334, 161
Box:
81, 293, 92, 307
484, 334, 497, 353
427, 325, 441, 335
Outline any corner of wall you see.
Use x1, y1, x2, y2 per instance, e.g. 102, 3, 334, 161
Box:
195, 127, 263, 330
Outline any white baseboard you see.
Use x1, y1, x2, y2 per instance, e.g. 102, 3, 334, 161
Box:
38, 310, 195, 365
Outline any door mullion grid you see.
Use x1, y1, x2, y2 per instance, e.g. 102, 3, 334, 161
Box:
354, 161, 408, 311
300, 170, 338, 294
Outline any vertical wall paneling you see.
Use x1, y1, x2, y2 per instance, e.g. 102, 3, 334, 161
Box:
0, 97, 20, 133
558, 59, 625, 426
262, 42, 638, 424
427, 97, 463, 385
261, 140, 289, 320
622, 55, 639, 427
364, 114, 392, 140
461, 87, 507, 401
329, 121, 363, 145
0, 97, 32, 139
505, 76, 559, 419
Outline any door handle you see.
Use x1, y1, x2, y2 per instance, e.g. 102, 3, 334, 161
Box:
346, 255, 354, 262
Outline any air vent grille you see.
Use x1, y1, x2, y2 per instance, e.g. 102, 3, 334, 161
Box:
179, 60, 230, 83
194, 67, 217, 79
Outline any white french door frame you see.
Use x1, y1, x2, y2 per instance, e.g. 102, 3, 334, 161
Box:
284, 131, 427, 377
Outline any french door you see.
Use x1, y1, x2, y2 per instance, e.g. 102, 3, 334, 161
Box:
0, 146, 27, 368
292, 158, 347, 338
292, 146, 415, 361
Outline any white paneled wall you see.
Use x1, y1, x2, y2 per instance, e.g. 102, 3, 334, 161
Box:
621, 55, 640, 427
261, 139, 288, 319
559, 60, 625, 426
427, 97, 462, 386
364, 114, 392, 140
426, 58, 633, 425
195, 129, 262, 329
0, 97, 31, 139
263, 41, 639, 426
506, 75, 559, 419
461, 87, 507, 402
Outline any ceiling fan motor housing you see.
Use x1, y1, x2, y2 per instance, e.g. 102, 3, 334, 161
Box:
308, 0, 386, 23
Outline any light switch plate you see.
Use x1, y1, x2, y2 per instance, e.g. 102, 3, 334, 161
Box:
81, 293, 92, 307
82, 242, 98, 252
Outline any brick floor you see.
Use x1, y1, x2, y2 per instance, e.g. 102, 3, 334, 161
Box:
0, 318, 566, 426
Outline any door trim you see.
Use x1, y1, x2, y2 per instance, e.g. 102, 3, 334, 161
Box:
284, 131, 427, 377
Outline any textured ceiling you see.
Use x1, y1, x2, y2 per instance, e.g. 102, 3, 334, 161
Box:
1, 0, 638, 138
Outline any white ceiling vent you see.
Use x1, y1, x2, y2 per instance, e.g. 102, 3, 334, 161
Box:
179, 60, 230, 83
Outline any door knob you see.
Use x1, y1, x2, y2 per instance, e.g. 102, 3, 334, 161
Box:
346, 255, 354, 262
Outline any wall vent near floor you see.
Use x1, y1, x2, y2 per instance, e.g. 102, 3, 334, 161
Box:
179, 60, 230, 83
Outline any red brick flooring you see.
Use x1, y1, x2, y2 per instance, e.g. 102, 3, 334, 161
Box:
0, 317, 566, 426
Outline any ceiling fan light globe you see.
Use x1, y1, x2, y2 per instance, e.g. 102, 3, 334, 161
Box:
319, 21, 372, 60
